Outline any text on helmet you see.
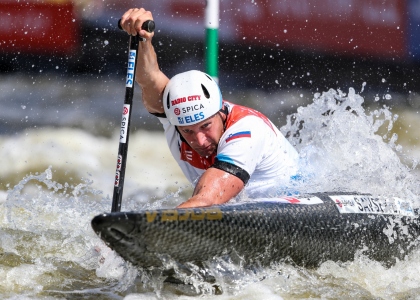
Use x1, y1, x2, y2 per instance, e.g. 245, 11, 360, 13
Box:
174, 104, 205, 114
178, 112, 205, 124
171, 95, 201, 106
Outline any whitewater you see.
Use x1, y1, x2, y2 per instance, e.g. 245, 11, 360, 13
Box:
0, 74, 419, 299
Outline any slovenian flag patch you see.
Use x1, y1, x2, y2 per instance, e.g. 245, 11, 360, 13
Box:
225, 131, 251, 143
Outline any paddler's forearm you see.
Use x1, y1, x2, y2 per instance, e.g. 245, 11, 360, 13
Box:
177, 168, 244, 208
135, 37, 169, 114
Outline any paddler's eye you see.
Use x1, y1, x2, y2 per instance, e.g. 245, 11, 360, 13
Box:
201, 122, 211, 129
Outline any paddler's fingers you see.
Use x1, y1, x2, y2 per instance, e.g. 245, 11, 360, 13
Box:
120, 8, 154, 39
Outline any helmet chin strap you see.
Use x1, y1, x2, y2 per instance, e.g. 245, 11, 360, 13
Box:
218, 103, 229, 132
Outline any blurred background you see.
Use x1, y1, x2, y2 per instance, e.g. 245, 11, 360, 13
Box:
0, 0, 419, 194
2, 0, 420, 119
1, 2, 420, 298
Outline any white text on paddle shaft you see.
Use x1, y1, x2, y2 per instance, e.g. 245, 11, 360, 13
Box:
120, 104, 130, 143
125, 50, 136, 87
114, 155, 123, 187
145, 208, 223, 222
114, 170, 120, 187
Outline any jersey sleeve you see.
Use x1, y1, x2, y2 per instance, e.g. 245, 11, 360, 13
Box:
158, 116, 179, 161
212, 159, 250, 183
214, 117, 268, 184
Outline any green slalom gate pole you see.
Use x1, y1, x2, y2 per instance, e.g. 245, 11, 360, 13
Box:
205, 0, 219, 82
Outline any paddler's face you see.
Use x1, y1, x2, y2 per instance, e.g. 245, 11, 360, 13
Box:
177, 113, 225, 157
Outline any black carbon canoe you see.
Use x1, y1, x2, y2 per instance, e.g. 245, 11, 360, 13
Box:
91, 193, 420, 268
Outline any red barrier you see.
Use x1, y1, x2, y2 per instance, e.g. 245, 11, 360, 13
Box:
0, 2, 79, 55
236, 0, 407, 59
0, 0, 407, 59
161, 0, 407, 59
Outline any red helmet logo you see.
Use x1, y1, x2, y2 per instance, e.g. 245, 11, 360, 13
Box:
174, 108, 181, 115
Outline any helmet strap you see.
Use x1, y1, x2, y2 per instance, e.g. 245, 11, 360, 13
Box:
218, 103, 229, 132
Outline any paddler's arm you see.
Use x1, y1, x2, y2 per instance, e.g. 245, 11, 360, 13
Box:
120, 8, 169, 114
176, 168, 245, 208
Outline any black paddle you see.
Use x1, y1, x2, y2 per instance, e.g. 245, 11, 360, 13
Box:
111, 19, 155, 213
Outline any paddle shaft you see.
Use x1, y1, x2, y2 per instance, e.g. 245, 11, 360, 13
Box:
111, 20, 155, 213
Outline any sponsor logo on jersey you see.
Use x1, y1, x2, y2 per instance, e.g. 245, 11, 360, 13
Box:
171, 95, 202, 106
225, 131, 251, 143
174, 108, 181, 115
185, 150, 193, 161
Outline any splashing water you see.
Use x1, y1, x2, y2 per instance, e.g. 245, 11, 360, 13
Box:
281, 88, 420, 205
0, 168, 139, 298
0, 87, 419, 299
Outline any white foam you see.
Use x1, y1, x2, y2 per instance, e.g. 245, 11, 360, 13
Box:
0, 86, 418, 299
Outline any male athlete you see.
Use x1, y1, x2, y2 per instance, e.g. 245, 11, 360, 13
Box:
120, 8, 300, 208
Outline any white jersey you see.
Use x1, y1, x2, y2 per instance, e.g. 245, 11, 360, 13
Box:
158, 101, 299, 197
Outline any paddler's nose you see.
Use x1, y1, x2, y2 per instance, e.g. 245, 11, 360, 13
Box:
193, 131, 207, 146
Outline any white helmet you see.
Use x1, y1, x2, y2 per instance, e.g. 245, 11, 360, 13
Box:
163, 70, 223, 126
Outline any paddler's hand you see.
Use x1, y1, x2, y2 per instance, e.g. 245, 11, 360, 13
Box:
120, 8, 154, 40
119, 8, 167, 115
